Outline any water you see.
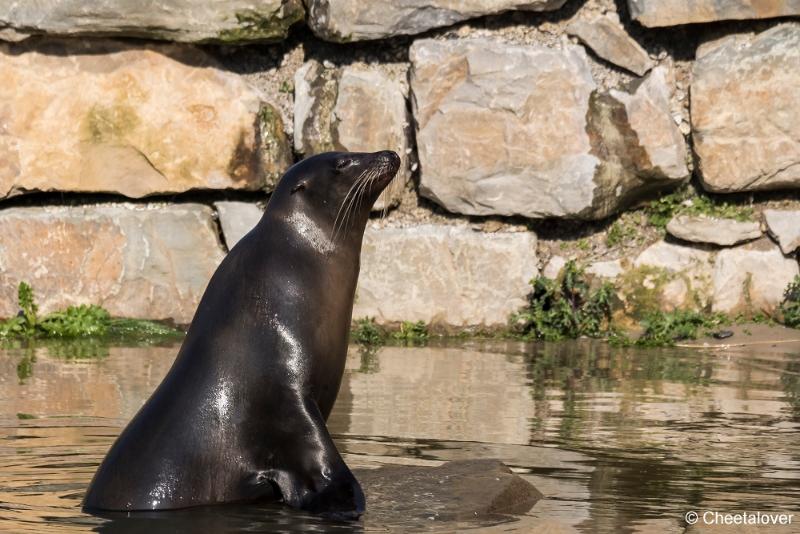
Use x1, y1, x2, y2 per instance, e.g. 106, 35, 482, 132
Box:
0, 338, 798, 532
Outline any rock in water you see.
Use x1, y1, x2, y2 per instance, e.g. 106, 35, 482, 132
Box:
692, 24, 800, 193
354, 460, 542, 521
0, 0, 304, 43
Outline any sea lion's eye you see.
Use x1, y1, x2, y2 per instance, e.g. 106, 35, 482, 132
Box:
290, 183, 306, 194
334, 159, 353, 173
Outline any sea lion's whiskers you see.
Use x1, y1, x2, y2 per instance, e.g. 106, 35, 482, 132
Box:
339, 167, 377, 240
333, 170, 368, 240
352, 165, 381, 220
332, 168, 369, 240
333, 167, 374, 241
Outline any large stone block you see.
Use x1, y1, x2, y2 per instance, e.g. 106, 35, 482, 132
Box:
0, 40, 291, 199
410, 39, 688, 220
305, 0, 567, 42
294, 61, 410, 210
692, 24, 800, 193
628, 241, 715, 312
0, 204, 224, 323
355, 223, 537, 327
0, 1, 304, 43
712, 240, 799, 315
627, 0, 800, 27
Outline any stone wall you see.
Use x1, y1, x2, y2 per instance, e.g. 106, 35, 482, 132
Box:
0, 1, 799, 328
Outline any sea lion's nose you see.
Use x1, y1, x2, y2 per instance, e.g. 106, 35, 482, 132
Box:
376, 150, 401, 171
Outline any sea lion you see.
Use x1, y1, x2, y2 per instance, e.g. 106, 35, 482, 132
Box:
83, 150, 401, 520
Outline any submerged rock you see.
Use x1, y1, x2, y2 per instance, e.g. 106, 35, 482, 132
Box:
666, 215, 762, 247
294, 61, 410, 211
410, 39, 687, 220
627, 0, 800, 27
355, 223, 538, 327
0, 39, 291, 199
692, 24, 800, 193
764, 209, 800, 255
0, 0, 304, 43
305, 0, 567, 42
355, 459, 542, 521
0, 204, 224, 323
566, 13, 655, 76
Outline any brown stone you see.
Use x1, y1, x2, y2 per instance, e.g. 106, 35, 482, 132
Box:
305, 0, 567, 42
0, 204, 224, 323
0, 0, 304, 43
566, 14, 655, 76
410, 38, 688, 219
0, 40, 291, 199
294, 61, 410, 210
691, 24, 800, 193
355, 223, 537, 327
355, 460, 542, 521
627, 0, 800, 27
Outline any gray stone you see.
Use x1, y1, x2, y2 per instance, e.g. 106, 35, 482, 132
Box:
666, 215, 762, 246
294, 61, 410, 210
214, 201, 263, 250
355, 223, 537, 327
305, 0, 567, 42
0, 204, 224, 323
627, 0, 800, 27
410, 39, 688, 220
0, 0, 304, 43
629, 241, 714, 311
587, 259, 624, 279
692, 24, 800, 193
712, 240, 800, 315
764, 209, 800, 254
543, 255, 568, 279
355, 460, 542, 521
566, 13, 655, 76
0, 39, 292, 199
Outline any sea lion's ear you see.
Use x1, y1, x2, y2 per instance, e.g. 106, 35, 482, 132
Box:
290, 182, 307, 194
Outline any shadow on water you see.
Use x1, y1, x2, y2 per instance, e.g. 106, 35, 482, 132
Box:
0, 337, 798, 532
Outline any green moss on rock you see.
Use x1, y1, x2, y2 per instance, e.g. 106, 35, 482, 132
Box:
216, 1, 305, 43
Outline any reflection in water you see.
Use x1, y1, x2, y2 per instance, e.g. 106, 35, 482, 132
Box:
0, 339, 798, 532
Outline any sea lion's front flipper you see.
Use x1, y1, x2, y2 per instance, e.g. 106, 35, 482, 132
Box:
259, 397, 365, 520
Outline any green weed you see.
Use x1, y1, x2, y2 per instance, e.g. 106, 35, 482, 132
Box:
512, 261, 614, 341
351, 317, 386, 346
391, 321, 429, 345
618, 310, 728, 347
644, 186, 753, 230
0, 282, 182, 341
780, 275, 800, 328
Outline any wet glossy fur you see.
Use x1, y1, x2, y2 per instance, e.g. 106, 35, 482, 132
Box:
83, 151, 400, 519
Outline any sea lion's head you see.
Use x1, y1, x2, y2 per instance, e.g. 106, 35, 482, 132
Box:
271, 150, 401, 245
